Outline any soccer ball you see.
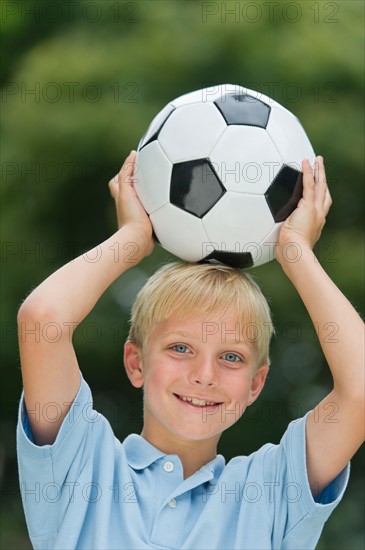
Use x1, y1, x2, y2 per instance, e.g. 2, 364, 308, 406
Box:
135, 84, 315, 268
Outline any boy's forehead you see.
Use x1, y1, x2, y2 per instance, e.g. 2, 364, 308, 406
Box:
152, 311, 252, 343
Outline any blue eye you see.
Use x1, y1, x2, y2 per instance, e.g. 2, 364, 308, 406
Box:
224, 352, 241, 363
172, 344, 189, 354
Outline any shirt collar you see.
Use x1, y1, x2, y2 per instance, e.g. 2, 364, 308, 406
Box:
123, 434, 166, 469
123, 433, 226, 480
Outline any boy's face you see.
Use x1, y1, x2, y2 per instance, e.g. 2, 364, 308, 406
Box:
124, 312, 268, 445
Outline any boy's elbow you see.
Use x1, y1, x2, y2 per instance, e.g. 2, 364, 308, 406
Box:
17, 295, 77, 343
17, 295, 59, 325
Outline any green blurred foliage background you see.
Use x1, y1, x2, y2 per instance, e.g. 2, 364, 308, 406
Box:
1, 0, 364, 547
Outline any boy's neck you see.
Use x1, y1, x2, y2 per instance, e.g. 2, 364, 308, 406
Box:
140, 427, 220, 480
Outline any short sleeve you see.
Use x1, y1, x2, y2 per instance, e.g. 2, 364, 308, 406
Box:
263, 411, 350, 549
16, 371, 100, 540
17, 370, 95, 457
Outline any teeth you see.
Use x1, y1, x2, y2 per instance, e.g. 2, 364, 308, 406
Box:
180, 395, 218, 406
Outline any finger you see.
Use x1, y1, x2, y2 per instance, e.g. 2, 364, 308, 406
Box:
316, 155, 327, 185
323, 188, 332, 215
109, 153, 134, 195
108, 174, 119, 198
118, 151, 136, 187
301, 158, 315, 203
313, 156, 320, 184
314, 156, 327, 208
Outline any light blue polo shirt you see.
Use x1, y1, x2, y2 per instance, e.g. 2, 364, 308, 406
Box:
16, 372, 349, 550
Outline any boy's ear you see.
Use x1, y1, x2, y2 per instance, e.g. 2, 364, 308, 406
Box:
124, 341, 145, 388
248, 364, 269, 405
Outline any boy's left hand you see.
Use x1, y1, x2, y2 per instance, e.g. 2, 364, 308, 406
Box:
276, 156, 332, 264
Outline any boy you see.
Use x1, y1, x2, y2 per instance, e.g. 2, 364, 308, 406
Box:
17, 152, 364, 549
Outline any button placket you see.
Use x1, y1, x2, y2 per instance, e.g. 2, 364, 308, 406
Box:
162, 460, 178, 508
152, 457, 202, 547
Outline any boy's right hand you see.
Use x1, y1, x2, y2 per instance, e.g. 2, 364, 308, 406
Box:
109, 150, 155, 258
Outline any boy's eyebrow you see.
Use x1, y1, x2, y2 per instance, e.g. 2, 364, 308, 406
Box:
163, 330, 195, 338
163, 330, 253, 349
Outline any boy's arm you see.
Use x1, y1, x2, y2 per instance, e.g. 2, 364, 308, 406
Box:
276, 157, 364, 495
17, 151, 154, 446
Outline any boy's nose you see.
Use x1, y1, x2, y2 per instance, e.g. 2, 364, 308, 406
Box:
188, 357, 219, 387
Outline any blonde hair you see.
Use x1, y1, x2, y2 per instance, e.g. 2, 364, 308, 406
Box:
127, 261, 274, 368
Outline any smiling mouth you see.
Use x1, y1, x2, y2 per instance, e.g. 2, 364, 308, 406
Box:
173, 394, 223, 408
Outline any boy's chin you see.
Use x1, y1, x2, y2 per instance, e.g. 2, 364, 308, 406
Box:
168, 424, 226, 442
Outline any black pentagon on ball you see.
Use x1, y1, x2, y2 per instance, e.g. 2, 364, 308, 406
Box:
214, 93, 271, 128
200, 250, 254, 269
265, 165, 303, 222
139, 104, 175, 150
170, 159, 226, 218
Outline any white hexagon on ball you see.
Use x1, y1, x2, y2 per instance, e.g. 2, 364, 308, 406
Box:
150, 203, 210, 262
203, 192, 275, 256
135, 142, 172, 214
158, 102, 227, 163
210, 126, 283, 195
267, 104, 315, 169
255, 223, 282, 267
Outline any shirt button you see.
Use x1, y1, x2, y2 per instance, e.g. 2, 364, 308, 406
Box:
168, 498, 177, 508
163, 461, 175, 472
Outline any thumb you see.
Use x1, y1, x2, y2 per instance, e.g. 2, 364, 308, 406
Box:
108, 174, 120, 199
